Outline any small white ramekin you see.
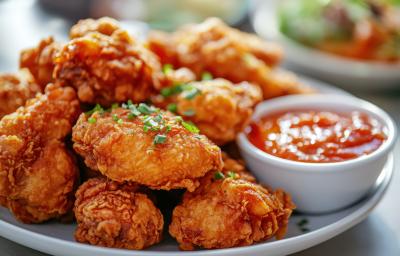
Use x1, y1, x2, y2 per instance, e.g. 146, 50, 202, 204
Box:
237, 94, 397, 213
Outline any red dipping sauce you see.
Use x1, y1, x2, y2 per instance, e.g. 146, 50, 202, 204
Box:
246, 110, 387, 163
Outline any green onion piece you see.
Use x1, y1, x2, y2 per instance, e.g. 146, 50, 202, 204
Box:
182, 121, 199, 133
153, 114, 163, 123
297, 218, 309, 227
214, 171, 225, 180
227, 171, 237, 179
183, 88, 201, 100
162, 64, 173, 75
175, 116, 183, 123
138, 103, 154, 115
165, 125, 172, 132
160, 83, 191, 97
88, 117, 97, 124
112, 114, 119, 122
111, 103, 119, 110
143, 125, 150, 132
85, 104, 104, 116
201, 71, 213, 81
167, 103, 177, 113
182, 109, 195, 116
154, 134, 167, 144
117, 119, 123, 124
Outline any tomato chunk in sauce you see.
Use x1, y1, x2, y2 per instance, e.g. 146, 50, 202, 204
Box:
246, 110, 387, 163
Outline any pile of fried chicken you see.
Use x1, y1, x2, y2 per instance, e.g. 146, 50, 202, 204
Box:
0, 17, 305, 250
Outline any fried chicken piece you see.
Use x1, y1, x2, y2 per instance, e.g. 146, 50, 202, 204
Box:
0, 69, 41, 119
70, 17, 120, 39
74, 177, 163, 249
153, 79, 262, 145
20, 37, 61, 89
148, 17, 314, 99
54, 20, 164, 106
169, 154, 295, 250
72, 105, 222, 191
0, 84, 81, 223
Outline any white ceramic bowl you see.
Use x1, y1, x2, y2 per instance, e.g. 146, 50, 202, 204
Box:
251, 0, 400, 90
237, 94, 397, 213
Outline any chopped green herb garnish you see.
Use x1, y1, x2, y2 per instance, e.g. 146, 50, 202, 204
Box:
160, 83, 193, 97
201, 71, 213, 81
143, 125, 149, 132
138, 103, 155, 115
182, 109, 195, 116
162, 64, 173, 75
86, 104, 104, 116
183, 87, 201, 100
167, 103, 177, 113
111, 103, 119, 109
153, 114, 163, 123
300, 227, 310, 233
182, 121, 199, 133
154, 134, 167, 144
297, 218, 309, 227
214, 171, 225, 180
165, 125, 172, 132
88, 117, 97, 124
117, 119, 123, 124
227, 171, 237, 179
112, 114, 119, 122
175, 116, 183, 123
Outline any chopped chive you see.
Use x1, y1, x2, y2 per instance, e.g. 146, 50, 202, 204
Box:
153, 114, 163, 123
117, 119, 123, 124
112, 114, 119, 122
111, 103, 119, 109
160, 84, 191, 97
183, 88, 201, 100
138, 103, 154, 115
165, 125, 172, 132
162, 64, 173, 75
297, 218, 309, 227
86, 104, 104, 116
154, 134, 167, 144
88, 117, 97, 124
182, 121, 199, 133
214, 171, 225, 180
201, 71, 213, 81
300, 227, 310, 233
182, 109, 195, 116
143, 125, 149, 132
227, 171, 237, 179
167, 103, 177, 113
175, 116, 183, 123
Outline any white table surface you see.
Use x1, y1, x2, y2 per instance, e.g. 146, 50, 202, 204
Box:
0, 1, 399, 255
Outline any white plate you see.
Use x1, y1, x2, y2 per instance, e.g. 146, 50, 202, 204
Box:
0, 77, 393, 256
252, 0, 400, 90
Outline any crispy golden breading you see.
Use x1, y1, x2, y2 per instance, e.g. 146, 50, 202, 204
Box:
169, 155, 295, 250
148, 17, 313, 99
54, 23, 164, 106
74, 177, 163, 249
153, 79, 262, 145
0, 69, 41, 119
0, 84, 81, 223
20, 37, 61, 89
72, 107, 223, 191
70, 17, 120, 39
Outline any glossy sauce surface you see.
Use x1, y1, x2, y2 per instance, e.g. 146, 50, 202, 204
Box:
246, 110, 387, 163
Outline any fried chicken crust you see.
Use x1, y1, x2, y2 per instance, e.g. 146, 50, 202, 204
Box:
72, 108, 223, 191
54, 21, 164, 106
0, 69, 41, 119
153, 79, 262, 145
70, 17, 120, 39
74, 177, 163, 249
148, 17, 313, 99
169, 154, 295, 250
19, 37, 61, 89
0, 84, 81, 223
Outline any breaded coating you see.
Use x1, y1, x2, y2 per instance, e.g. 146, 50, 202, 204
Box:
70, 17, 120, 39
0, 69, 41, 119
153, 79, 262, 145
169, 154, 295, 250
74, 177, 163, 249
72, 105, 223, 191
148, 17, 313, 99
20, 37, 61, 88
0, 84, 81, 223
54, 20, 164, 106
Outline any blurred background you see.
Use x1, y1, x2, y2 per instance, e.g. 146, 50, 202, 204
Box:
0, 0, 399, 255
